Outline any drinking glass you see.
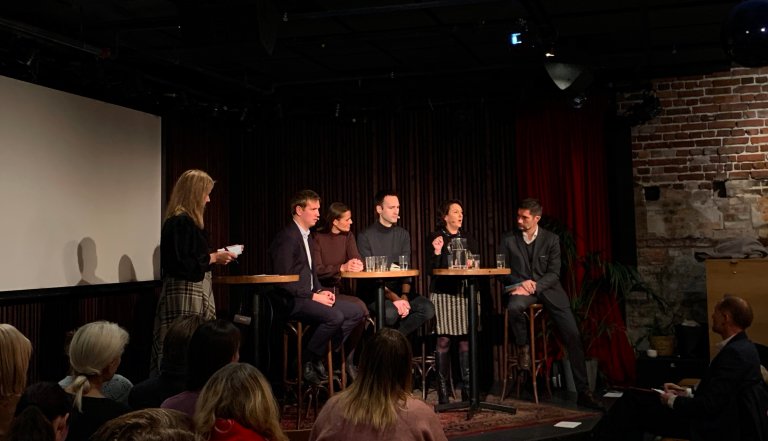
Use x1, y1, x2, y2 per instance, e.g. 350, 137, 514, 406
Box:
496, 253, 506, 269
399, 255, 409, 270
365, 256, 376, 272
377, 256, 389, 272
472, 256, 481, 269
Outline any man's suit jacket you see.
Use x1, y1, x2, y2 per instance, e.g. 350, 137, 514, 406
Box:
270, 222, 322, 300
673, 331, 768, 441
498, 226, 569, 308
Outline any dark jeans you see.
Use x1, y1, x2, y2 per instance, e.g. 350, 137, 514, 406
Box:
369, 295, 435, 336
290, 296, 365, 358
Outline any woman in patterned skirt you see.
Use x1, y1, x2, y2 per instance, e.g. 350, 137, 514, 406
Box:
427, 199, 478, 404
151, 169, 239, 375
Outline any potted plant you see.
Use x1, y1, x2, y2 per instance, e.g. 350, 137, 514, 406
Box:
647, 316, 676, 357
544, 219, 653, 388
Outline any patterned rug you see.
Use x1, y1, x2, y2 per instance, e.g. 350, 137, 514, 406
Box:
280, 391, 598, 439
437, 396, 597, 439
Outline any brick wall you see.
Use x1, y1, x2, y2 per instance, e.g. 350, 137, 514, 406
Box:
617, 66, 768, 351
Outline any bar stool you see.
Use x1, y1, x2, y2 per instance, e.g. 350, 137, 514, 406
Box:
282, 320, 346, 428
501, 303, 552, 404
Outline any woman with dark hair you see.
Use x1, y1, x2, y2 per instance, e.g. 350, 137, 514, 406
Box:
312, 201, 368, 380
9, 382, 72, 441
152, 169, 241, 375
427, 199, 479, 404
161, 319, 241, 417
309, 328, 446, 441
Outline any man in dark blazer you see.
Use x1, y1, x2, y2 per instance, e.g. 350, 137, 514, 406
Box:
499, 197, 602, 409
270, 189, 365, 384
597, 295, 768, 441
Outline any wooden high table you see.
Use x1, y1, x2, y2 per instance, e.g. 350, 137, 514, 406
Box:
432, 267, 515, 418
340, 269, 420, 328
214, 274, 299, 370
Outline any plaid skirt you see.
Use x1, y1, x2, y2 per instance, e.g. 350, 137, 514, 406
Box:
431, 289, 481, 336
151, 271, 216, 375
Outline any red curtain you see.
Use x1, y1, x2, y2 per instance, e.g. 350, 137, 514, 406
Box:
515, 97, 636, 385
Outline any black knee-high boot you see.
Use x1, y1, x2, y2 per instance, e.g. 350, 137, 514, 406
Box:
436, 351, 451, 404
460, 350, 470, 401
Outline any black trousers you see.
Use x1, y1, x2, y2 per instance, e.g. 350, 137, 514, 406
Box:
506, 291, 590, 393
290, 296, 365, 358
369, 295, 435, 337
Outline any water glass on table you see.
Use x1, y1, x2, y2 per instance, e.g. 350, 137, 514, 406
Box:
377, 256, 389, 271
398, 255, 409, 270
365, 256, 376, 272
496, 253, 506, 269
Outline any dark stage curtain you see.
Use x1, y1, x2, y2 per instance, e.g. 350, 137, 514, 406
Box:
515, 98, 636, 385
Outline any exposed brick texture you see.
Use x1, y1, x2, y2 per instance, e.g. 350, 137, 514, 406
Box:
617, 67, 768, 351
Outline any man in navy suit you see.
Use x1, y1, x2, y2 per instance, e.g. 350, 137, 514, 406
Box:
597, 295, 768, 440
270, 189, 365, 384
498, 197, 602, 409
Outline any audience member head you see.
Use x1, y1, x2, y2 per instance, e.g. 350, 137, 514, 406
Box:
436, 199, 464, 231
186, 319, 240, 391
338, 328, 412, 431
518, 197, 543, 217
10, 382, 72, 441
323, 202, 352, 233
161, 315, 207, 375
165, 169, 215, 229
66, 321, 129, 411
91, 408, 201, 441
713, 294, 753, 336
0, 324, 32, 399
194, 363, 287, 441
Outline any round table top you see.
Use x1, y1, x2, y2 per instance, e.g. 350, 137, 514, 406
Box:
340, 269, 420, 278
432, 268, 511, 276
213, 274, 299, 284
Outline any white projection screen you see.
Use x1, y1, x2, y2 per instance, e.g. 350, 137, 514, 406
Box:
0, 75, 162, 292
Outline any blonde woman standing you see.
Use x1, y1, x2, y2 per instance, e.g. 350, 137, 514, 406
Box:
194, 363, 287, 441
0, 324, 32, 441
64, 321, 130, 441
152, 169, 239, 375
310, 328, 446, 441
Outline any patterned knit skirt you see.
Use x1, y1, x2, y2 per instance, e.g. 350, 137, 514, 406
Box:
431, 288, 481, 336
151, 271, 216, 374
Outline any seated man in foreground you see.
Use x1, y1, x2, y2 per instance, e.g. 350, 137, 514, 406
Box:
596, 294, 768, 441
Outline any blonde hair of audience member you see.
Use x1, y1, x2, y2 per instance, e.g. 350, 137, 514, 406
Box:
194, 363, 287, 441
165, 169, 214, 229
0, 324, 32, 399
337, 328, 413, 432
0, 325, 32, 440
91, 408, 202, 441
65, 321, 129, 412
